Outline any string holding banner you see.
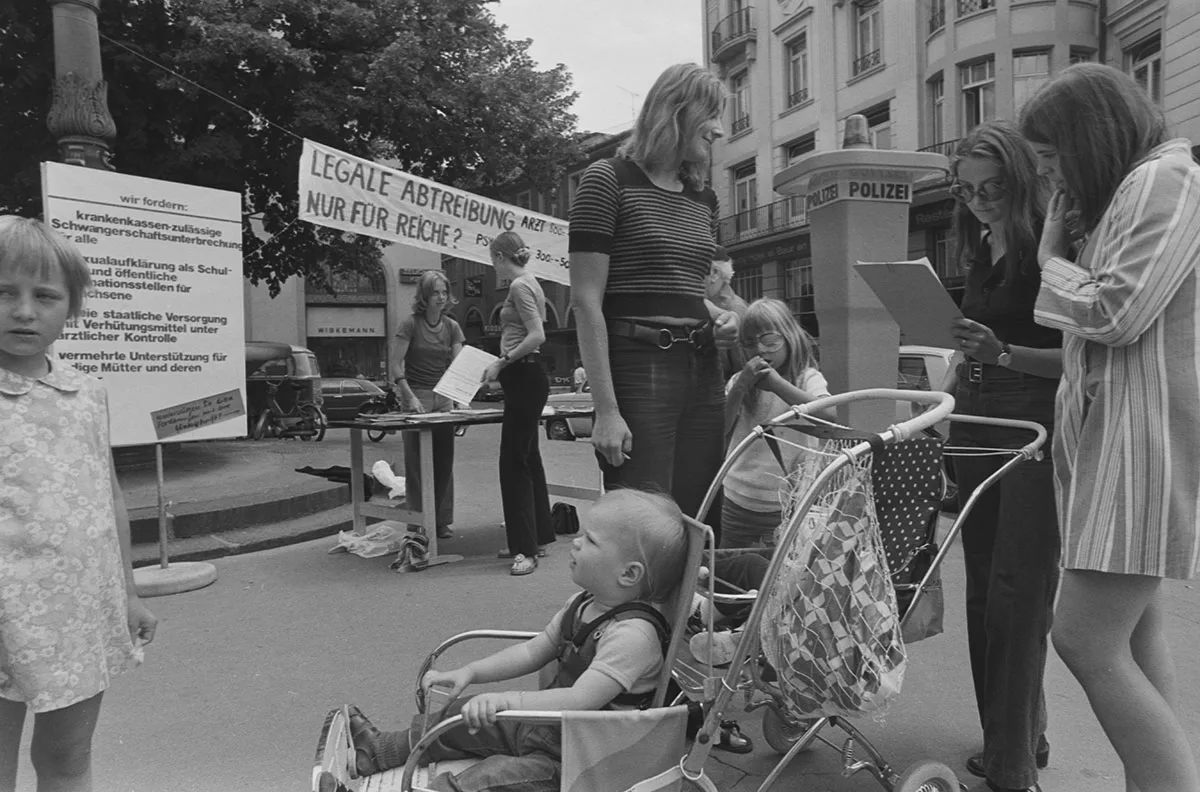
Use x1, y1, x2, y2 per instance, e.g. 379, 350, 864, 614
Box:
297, 140, 571, 285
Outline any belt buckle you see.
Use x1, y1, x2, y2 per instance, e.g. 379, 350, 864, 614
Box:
967, 362, 983, 383
656, 327, 676, 350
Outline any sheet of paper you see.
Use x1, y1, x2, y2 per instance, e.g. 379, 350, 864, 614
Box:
434, 344, 500, 406
854, 258, 963, 350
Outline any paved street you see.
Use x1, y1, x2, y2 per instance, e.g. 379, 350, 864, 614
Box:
12, 426, 1200, 791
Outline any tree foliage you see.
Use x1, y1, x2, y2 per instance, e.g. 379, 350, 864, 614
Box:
0, 0, 579, 292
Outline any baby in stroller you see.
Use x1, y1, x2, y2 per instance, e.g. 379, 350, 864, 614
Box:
327, 489, 690, 792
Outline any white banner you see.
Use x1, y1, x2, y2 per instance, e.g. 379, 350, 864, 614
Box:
42, 163, 246, 447
298, 139, 570, 285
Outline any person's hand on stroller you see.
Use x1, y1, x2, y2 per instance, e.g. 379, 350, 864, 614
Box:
460, 691, 516, 733
421, 667, 473, 701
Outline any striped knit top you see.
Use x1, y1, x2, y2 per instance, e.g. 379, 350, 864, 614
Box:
569, 158, 719, 321
1034, 138, 1200, 579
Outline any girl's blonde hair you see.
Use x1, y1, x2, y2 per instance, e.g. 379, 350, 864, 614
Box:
740, 298, 818, 408
0, 216, 92, 319
490, 230, 531, 266
604, 489, 688, 604
618, 63, 725, 191
411, 270, 457, 316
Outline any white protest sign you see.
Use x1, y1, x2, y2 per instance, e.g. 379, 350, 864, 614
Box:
298, 139, 570, 285
42, 163, 246, 447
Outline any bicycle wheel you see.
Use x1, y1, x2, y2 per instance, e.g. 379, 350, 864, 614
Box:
299, 404, 327, 442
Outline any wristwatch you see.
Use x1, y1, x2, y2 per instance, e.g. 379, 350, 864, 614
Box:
500, 353, 511, 364
997, 343, 1013, 368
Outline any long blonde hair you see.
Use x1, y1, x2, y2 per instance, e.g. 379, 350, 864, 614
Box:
618, 64, 724, 191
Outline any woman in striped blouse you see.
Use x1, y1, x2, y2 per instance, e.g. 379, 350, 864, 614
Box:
1021, 63, 1200, 791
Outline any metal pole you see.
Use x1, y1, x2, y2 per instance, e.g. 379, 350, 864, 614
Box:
156, 443, 169, 569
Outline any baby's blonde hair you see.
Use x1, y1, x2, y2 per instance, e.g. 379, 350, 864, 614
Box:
0, 216, 92, 318
600, 489, 688, 603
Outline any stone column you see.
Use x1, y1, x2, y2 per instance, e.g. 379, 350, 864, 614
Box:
46, 0, 116, 169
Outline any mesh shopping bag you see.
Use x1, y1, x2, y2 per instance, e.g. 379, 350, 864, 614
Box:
760, 439, 906, 720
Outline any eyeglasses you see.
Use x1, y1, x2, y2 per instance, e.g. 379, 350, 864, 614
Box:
740, 331, 785, 353
950, 179, 1008, 204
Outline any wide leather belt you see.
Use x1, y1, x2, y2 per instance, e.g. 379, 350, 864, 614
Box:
607, 319, 715, 352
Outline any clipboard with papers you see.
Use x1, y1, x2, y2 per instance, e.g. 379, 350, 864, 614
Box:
853, 257, 963, 350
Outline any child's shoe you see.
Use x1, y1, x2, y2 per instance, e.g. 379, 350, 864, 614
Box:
689, 629, 741, 666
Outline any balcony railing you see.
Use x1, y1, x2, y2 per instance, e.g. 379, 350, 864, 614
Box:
716, 196, 808, 247
852, 49, 882, 77
916, 138, 962, 188
918, 138, 962, 157
957, 0, 994, 14
712, 7, 755, 60
929, 5, 946, 33
787, 88, 810, 108
730, 115, 751, 135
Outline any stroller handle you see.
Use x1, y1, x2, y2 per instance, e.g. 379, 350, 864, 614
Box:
773, 388, 955, 442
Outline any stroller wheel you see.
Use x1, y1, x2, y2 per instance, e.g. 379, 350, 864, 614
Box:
761, 707, 815, 755
892, 759, 959, 792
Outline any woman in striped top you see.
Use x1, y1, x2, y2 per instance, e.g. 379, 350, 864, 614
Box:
1021, 63, 1200, 792
569, 64, 740, 522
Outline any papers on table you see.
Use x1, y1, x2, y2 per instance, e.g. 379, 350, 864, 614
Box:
854, 257, 963, 350
434, 345, 499, 406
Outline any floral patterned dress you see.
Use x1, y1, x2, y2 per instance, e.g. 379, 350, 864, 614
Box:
0, 360, 138, 712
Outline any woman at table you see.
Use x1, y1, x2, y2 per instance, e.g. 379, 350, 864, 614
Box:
1022, 63, 1200, 792
482, 231, 554, 576
568, 62, 739, 522
391, 270, 463, 540
943, 120, 1062, 792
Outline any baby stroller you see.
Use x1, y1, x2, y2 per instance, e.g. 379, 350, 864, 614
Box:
670, 388, 1048, 792
312, 514, 716, 792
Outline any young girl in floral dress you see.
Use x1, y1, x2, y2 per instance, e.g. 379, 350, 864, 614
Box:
0, 216, 157, 792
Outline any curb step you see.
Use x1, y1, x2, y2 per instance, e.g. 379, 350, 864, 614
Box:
131, 504, 379, 567
127, 479, 352, 543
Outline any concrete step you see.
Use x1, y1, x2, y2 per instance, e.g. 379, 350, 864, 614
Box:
131, 503, 367, 567
127, 477, 352, 543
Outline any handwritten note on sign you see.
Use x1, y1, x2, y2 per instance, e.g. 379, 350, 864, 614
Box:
150, 389, 246, 441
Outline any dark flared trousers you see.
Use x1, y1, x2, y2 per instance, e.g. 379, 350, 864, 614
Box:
951, 369, 1061, 790
498, 359, 554, 557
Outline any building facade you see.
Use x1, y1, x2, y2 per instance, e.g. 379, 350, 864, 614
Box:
703, 0, 1198, 332
242, 241, 436, 381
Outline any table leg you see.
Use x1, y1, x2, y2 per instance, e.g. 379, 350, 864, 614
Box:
349, 427, 366, 534
420, 426, 437, 555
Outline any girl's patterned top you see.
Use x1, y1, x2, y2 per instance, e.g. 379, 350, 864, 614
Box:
0, 359, 138, 712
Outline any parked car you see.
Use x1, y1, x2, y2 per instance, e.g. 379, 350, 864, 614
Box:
545, 346, 957, 441
320, 377, 386, 422
544, 383, 593, 441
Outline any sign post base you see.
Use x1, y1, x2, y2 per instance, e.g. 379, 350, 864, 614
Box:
134, 561, 218, 597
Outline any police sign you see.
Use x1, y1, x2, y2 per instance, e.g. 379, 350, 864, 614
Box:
806, 178, 912, 210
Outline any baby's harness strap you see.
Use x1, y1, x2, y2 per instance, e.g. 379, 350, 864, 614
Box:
554, 591, 670, 710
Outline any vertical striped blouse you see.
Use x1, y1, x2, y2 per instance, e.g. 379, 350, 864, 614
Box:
1034, 139, 1200, 580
